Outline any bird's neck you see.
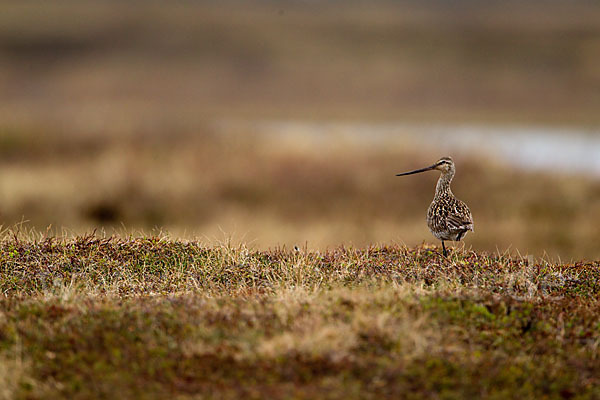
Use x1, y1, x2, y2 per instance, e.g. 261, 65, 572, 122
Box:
434, 171, 454, 200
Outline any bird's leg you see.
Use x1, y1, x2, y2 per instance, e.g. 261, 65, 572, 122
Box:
442, 241, 447, 257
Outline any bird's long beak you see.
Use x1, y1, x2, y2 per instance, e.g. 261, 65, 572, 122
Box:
395, 163, 438, 176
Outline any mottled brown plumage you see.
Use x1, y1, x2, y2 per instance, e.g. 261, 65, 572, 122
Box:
396, 156, 473, 256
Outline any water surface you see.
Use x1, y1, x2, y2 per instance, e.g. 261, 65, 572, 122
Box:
248, 121, 600, 177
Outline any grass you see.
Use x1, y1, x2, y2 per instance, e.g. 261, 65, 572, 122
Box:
0, 234, 598, 399
0, 128, 599, 260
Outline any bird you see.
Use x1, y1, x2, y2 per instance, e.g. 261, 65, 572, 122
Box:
396, 156, 473, 257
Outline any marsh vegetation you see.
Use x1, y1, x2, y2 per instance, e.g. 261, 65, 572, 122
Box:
0, 235, 599, 398
1, 1, 599, 260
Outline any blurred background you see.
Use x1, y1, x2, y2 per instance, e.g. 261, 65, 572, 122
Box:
0, 0, 599, 260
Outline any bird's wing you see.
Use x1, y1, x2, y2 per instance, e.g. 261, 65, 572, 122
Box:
446, 202, 474, 232
446, 214, 473, 231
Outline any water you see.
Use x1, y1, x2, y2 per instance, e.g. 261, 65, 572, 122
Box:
246, 121, 600, 177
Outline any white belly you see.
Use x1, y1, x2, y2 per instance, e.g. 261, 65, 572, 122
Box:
431, 228, 470, 242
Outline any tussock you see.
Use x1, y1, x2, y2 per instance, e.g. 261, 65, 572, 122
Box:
0, 235, 599, 398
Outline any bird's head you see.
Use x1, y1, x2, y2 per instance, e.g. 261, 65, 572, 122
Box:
396, 156, 455, 177
433, 156, 455, 174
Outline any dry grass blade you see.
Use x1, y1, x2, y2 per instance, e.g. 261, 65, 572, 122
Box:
0, 235, 598, 398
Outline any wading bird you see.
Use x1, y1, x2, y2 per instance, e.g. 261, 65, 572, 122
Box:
396, 156, 473, 256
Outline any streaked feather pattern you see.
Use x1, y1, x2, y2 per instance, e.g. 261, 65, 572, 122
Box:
427, 194, 473, 241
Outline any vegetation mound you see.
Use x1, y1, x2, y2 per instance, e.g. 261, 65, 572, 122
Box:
0, 236, 598, 399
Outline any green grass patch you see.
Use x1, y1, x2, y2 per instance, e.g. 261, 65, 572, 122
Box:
0, 236, 598, 399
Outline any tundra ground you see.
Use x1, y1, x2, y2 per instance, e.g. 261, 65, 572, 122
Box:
0, 235, 598, 399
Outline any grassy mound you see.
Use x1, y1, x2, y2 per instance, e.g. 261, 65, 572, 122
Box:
0, 236, 598, 399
